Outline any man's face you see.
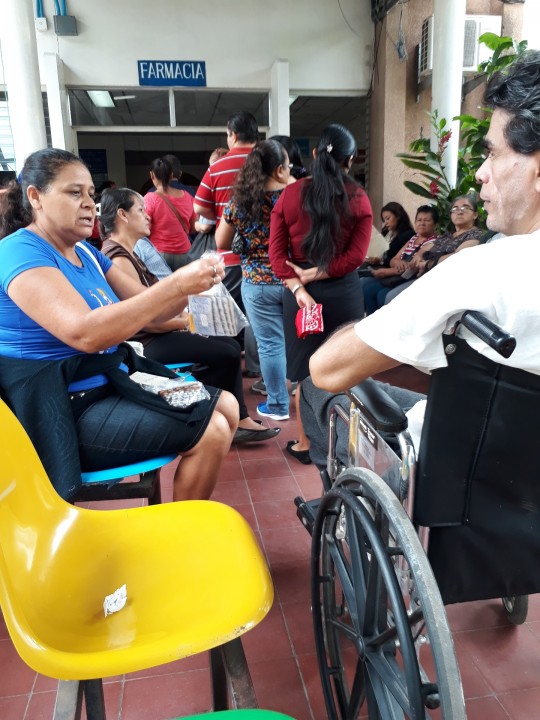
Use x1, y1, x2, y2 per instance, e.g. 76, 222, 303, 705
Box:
226, 129, 235, 149
476, 108, 540, 235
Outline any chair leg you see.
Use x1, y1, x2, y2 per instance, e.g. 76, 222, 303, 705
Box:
211, 638, 258, 710
53, 680, 84, 720
147, 469, 162, 506
210, 646, 229, 711
83, 679, 106, 720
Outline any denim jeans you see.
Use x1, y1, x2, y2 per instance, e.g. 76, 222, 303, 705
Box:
241, 282, 289, 415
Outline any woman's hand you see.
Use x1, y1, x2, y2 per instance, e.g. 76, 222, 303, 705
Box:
365, 255, 381, 266
286, 260, 328, 284
294, 286, 317, 310
175, 255, 225, 295
371, 264, 404, 279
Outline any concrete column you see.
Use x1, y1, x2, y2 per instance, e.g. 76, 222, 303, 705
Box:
268, 59, 290, 138
0, 0, 47, 171
431, 0, 466, 188
523, 0, 540, 50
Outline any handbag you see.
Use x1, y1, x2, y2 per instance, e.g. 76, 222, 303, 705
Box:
231, 231, 246, 255
155, 191, 190, 235
186, 230, 217, 262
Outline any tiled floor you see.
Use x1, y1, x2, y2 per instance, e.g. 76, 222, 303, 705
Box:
2, 367, 540, 719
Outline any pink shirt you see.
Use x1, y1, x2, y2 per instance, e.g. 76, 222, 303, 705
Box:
144, 191, 196, 254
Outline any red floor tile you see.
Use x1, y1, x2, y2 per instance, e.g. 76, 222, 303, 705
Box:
497, 686, 540, 719
281, 600, 317, 658
465, 695, 511, 720
122, 669, 211, 720
241, 457, 294, 481
0, 640, 36, 696
249, 657, 313, 720
241, 603, 294, 663
456, 625, 540, 693
24, 690, 58, 720
252, 498, 304, 531
0, 695, 29, 718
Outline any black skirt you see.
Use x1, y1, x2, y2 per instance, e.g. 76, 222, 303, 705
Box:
283, 271, 364, 382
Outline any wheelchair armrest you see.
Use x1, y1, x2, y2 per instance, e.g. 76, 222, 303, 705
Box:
346, 378, 408, 435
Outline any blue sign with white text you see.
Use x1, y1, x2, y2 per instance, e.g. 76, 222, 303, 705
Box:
138, 60, 207, 87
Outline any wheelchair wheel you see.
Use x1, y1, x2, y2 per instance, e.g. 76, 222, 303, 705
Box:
502, 595, 529, 625
311, 467, 465, 719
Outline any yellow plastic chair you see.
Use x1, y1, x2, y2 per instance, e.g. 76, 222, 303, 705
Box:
0, 399, 276, 719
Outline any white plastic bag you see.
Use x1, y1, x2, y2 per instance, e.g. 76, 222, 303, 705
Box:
188, 282, 249, 337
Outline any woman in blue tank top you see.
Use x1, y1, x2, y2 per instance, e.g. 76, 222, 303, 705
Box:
0, 148, 237, 501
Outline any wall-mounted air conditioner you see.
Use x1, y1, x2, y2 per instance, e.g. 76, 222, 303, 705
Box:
418, 14, 502, 80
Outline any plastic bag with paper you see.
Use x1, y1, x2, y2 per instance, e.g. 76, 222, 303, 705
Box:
188, 282, 249, 337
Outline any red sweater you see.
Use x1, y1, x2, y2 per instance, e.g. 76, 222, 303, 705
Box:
269, 178, 373, 279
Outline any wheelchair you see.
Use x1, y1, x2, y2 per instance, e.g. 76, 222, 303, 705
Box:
295, 311, 540, 719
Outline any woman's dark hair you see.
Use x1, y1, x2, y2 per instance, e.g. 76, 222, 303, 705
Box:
484, 49, 540, 154
231, 139, 288, 222
150, 155, 174, 192
227, 111, 259, 144
271, 135, 307, 179
99, 187, 140, 239
415, 204, 439, 224
451, 194, 478, 212
301, 123, 359, 270
380, 202, 413, 236
0, 148, 85, 239
162, 154, 182, 179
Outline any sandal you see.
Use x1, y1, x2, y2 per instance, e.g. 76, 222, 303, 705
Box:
233, 422, 281, 444
285, 440, 312, 465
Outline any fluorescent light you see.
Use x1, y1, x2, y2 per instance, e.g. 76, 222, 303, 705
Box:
113, 95, 136, 101
87, 91, 115, 108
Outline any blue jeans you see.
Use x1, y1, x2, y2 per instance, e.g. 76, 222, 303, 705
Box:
241, 282, 289, 416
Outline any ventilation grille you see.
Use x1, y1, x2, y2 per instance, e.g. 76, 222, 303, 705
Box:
463, 20, 479, 69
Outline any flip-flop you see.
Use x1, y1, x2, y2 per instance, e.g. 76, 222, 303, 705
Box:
285, 439, 312, 465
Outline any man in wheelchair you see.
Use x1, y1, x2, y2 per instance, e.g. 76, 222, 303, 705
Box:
300, 50, 540, 720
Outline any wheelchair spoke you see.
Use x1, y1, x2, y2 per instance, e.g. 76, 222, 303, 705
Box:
311, 469, 465, 720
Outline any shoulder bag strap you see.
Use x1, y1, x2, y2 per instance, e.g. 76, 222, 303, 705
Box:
76, 242, 106, 278
155, 191, 190, 235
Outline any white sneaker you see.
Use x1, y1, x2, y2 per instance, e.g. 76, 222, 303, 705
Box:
257, 402, 290, 421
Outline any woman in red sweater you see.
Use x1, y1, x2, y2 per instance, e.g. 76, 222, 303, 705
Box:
269, 123, 372, 463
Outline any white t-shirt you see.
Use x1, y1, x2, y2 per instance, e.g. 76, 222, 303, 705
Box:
355, 230, 540, 377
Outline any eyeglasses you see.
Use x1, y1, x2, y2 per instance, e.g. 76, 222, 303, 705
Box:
450, 205, 474, 213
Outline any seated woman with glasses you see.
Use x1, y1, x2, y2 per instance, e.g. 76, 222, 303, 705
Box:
382, 196, 484, 307
413, 195, 484, 275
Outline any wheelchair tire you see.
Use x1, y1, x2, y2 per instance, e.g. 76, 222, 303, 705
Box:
502, 595, 529, 625
311, 467, 465, 720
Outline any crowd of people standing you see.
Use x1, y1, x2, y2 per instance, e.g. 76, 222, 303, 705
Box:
0, 106, 488, 498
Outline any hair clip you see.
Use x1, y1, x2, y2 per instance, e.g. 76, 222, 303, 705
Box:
326, 144, 333, 153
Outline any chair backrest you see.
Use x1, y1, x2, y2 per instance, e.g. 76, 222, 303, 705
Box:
0, 399, 78, 648
413, 337, 540, 604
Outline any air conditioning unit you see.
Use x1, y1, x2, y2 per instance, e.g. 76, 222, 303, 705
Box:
418, 14, 502, 79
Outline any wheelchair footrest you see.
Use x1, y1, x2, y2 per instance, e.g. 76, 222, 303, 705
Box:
294, 496, 321, 536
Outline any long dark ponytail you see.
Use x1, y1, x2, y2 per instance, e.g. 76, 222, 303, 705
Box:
301, 123, 358, 270
231, 139, 287, 222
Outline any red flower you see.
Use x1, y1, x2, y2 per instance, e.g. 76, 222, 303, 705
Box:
429, 180, 440, 195
438, 130, 452, 154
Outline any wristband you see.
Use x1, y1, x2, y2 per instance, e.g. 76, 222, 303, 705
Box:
291, 283, 303, 295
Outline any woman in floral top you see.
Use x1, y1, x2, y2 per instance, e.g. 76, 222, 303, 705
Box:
217, 140, 292, 421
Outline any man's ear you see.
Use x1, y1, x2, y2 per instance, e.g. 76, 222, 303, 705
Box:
27, 185, 41, 210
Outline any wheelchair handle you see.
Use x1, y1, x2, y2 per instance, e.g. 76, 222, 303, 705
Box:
461, 311, 516, 359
